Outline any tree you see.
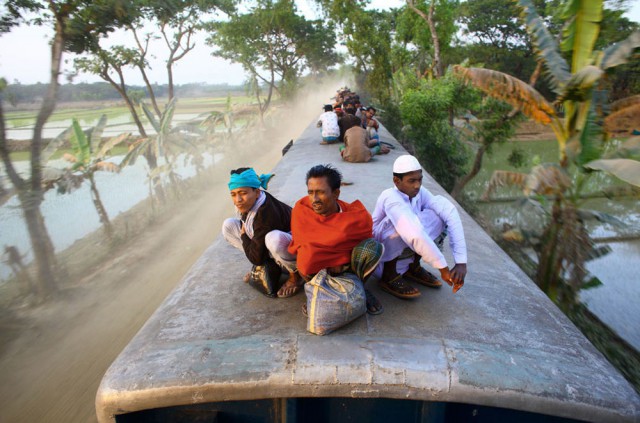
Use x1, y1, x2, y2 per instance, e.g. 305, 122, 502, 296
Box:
146, 0, 236, 101
450, 63, 545, 199
41, 117, 129, 239
400, 72, 473, 192
404, 0, 459, 78
0, 0, 135, 301
453, 0, 640, 308
208, 0, 336, 120
457, 0, 538, 81
74, 47, 148, 138
314, 1, 401, 132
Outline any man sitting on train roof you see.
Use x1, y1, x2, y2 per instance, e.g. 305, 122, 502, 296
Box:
222, 167, 303, 298
372, 155, 467, 299
339, 122, 390, 163
337, 103, 362, 143
363, 106, 380, 141
286, 164, 384, 315
317, 104, 340, 145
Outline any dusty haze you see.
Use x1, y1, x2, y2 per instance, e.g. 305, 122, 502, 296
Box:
0, 76, 350, 423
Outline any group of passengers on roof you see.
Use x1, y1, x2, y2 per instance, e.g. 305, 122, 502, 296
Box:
317, 87, 391, 162
221, 87, 468, 333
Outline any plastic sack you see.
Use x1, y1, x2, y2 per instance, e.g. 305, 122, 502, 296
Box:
305, 269, 366, 335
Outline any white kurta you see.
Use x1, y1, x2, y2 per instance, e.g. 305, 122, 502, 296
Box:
316, 111, 340, 138
372, 186, 467, 271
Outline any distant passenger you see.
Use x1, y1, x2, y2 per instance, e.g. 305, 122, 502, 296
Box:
340, 125, 390, 163
222, 167, 303, 298
287, 164, 384, 315
337, 104, 362, 143
372, 155, 467, 299
363, 106, 380, 141
317, 104, 340, 144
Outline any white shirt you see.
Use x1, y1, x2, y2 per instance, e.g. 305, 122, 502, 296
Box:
372, 186, 467, 269
316, 111, 340, 138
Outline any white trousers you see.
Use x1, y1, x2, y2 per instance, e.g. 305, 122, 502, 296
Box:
376, 209, 446, 275
222, 219, 297, 273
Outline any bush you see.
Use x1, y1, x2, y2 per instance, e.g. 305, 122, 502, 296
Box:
399, 75, 472, 191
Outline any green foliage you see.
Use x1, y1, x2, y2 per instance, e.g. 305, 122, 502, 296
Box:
400, 75, 472, 191
0, 1, 44, 34
507, 146, 528, 168
396, 0, 459, 57
208, 0, 337, 102
456, 0, 640, 309
456, 0, 543, 91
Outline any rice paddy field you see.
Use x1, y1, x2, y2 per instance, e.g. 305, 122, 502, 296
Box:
4, 94, 260, 142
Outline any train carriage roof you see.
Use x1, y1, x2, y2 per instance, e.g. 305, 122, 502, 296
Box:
96, 120, 640, 423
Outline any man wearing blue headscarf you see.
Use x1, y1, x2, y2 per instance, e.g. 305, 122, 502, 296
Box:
222, 167, 302, 298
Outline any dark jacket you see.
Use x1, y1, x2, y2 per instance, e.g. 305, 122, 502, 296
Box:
240, 191, 292, 265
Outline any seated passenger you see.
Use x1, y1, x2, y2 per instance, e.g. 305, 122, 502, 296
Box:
222, 167, 303, 298
317, 104, 340, 144
288, 164, 384, 315
372, 155, 467, 299
339, 125, 390, 163
364, 106, 380, 141
337, 105, 362, 143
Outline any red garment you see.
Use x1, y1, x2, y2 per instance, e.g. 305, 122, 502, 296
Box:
288, 196, 373, 276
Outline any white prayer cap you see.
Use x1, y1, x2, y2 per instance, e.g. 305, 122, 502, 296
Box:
393, 155, 422, 174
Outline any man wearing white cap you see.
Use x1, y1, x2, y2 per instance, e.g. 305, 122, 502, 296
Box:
372, 155, 467, 298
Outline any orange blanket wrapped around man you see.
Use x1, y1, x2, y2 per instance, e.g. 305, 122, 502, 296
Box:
288, 196, 373, 276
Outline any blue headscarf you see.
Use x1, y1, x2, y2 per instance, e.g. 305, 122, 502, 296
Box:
228, 168, 273, 191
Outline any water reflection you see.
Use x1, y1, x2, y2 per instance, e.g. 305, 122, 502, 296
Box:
0, 153, 217, 281
582, 241, 640, 350
477, 199, 640, 350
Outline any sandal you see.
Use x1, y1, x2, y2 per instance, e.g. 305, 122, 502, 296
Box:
404, 266, 442, 288
277, 282, 303, 298
379, 274, 421, 299
277, 272, 304, 298
365, 289, 383, 315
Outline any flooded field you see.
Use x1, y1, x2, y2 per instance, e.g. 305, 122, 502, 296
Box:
469, 140, 640, 350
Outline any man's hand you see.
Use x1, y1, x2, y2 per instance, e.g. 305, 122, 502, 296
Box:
450, 263, 467, 293
439, 267, 452, 285
439, 264, 467, 293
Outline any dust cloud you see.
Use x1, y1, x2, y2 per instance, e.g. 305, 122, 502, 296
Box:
0, 76, 350, 423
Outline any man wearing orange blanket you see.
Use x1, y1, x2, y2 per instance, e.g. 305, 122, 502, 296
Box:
287, 164, 385, 315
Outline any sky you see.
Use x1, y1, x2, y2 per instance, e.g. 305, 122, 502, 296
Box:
0, 0, 638, 87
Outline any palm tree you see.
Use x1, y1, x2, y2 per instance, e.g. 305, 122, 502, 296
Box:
453, 0, 640, 308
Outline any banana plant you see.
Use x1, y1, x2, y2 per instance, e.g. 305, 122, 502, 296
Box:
43, 115, 130, 239
121, 97, 203, 201
453, 0, 640, 308
200, 94, 235, 137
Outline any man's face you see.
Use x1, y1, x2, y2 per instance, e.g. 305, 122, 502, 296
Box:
307, 176, 339, 216
366, 109, 376, 119
394, 170, 423, 199
230, 187, 260, 213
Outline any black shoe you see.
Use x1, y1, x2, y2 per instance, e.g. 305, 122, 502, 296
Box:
247, 259, 282, 297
